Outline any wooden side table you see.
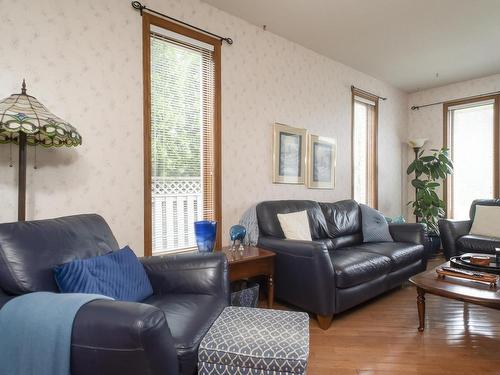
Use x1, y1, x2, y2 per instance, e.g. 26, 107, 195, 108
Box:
220, 246, 276, 308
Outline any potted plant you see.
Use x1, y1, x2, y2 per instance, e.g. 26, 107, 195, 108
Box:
407, 147, 453, 256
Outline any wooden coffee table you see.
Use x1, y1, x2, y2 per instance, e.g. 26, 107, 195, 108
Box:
219, 246, 275, 308
409, 262, 500, 332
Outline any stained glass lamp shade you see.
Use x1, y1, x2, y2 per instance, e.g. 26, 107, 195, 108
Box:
0, 80, 82, 220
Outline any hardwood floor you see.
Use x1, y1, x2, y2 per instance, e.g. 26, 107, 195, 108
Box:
268, 257, 500, 374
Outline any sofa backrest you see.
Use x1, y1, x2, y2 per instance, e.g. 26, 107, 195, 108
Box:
256, 200, 328, 240
319, 200, 363, 249
0, 214, 119, 295
469, 199, 500, 220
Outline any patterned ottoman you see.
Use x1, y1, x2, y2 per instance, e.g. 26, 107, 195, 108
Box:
198, 306, 309, 375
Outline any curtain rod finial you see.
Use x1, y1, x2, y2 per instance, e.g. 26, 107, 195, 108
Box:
131, 1, 146, 15
411, 106, 419, 110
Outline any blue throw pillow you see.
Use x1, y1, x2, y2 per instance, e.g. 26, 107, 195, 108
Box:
360, 204, 394, 243
54, 246, 153, 302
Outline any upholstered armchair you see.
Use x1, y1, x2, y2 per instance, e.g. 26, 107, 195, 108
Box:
0, 214, 229, 375
439, 199, 500, 259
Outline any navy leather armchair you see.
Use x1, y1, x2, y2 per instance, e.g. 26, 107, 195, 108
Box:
439, 199, 500, 259
0, 214, 229, 375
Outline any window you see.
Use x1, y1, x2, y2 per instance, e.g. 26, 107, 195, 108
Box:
143, 14, 221, 255
444, 96, 499, 219
352, 88, 378, 208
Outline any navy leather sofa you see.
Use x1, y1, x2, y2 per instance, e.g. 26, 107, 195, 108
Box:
0, 214, 229, 375
256, 199, 426, 329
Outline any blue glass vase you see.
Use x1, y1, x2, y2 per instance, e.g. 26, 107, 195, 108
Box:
194, 220, 217, 253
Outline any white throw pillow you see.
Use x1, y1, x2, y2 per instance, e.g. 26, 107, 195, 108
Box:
277, 210, 312, 241
470, 205, 500, 238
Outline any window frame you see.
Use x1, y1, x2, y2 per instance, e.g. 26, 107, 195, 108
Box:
443, 95, 500, 219
351, 87, 379, 209
142, 13, 222, 256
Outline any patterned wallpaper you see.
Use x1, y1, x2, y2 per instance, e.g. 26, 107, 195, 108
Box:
407, 73, 500, 220
0, 0, 408, 255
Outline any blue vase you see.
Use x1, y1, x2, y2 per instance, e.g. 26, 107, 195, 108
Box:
194, 221, 217, 253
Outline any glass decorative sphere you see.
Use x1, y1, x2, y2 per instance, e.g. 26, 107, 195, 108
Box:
229, 225, 246, 242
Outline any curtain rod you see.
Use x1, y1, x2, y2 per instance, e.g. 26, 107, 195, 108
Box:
351, 85, 387, 101
411, 90, 500, 110
131, 1, 233, 45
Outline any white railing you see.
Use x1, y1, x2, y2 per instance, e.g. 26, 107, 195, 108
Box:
152, 177, 202, 253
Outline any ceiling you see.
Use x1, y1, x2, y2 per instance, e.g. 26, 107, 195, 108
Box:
203, 0, 500, 92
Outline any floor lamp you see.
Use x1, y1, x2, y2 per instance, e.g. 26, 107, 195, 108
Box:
407, 138, 428, 222
0, 80, 82, 221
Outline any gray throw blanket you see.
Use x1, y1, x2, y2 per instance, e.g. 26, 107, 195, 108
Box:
0, 292, 111, 375
239, 205, 259, 246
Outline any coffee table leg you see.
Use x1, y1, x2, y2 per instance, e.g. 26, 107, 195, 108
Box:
267, 274, 274, 308
417, 287, 425, 332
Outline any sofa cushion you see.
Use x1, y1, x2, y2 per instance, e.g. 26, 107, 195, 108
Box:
0, 214, 119, 295
329, 250, 392, 289
469, 205, 500, 238
319, 200, 361, 238
54, 246, 153, 302
352, 242, 424, 271
457, 234, 500, 255
360, 204, 393, 243
143, 293, 226, 375
469, 199, 500, 220
277, 210, 312, 241
314, 238, 335, 251
329, 233, 363, 250
256, 200, 328, 240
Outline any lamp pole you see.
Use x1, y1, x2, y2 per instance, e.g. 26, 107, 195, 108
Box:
18, 132, 27, 221
408, 138, 428, 223
412, 146, 420, 223
17, 80, 27, 221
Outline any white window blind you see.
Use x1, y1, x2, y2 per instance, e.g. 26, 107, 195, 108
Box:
353, 95, 377, 207
354, 95, 376, 107
447, 100, 495, 219
149, 26, 216, 254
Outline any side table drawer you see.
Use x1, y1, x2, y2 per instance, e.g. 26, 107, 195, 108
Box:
228, 258, 274, 281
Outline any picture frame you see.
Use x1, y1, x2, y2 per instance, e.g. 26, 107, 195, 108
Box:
273, 123, 307, 184
307, 134, 336, 189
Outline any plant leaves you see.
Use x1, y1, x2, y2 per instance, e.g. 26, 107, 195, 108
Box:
407, 162, 416, 175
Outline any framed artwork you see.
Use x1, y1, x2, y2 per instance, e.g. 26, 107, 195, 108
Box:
307, 135, 336, 189
273, 123, 307, 184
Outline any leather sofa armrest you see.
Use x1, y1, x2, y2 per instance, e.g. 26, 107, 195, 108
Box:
389, 223, 425, 244
141, 252, 229, 300
72, 300, 178, 375
258, 236, 329, 258
258, 236, 336, 316
438, 219, 472, 260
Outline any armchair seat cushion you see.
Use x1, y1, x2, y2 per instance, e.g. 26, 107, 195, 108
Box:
456, 234, 500, 254
143, 293, 226, 375
353, 242, 424, 271
329, 250, 391, 288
